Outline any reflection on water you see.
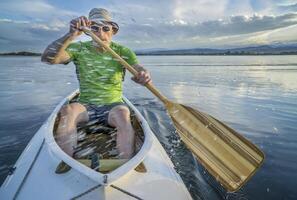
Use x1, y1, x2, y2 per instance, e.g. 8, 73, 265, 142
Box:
247, 69, 297, 91
126, 55, 297, 200
0, 55, 297, 200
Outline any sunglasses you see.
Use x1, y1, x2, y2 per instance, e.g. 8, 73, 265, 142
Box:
90, 25, 111, 32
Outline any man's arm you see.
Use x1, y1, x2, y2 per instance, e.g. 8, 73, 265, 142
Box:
41, 33, 74, 64
131, 63, 152, 85
41, 16, 90, 64
133, 64, 146, 72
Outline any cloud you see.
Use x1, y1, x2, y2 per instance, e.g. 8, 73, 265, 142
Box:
0, 0, 78, 19
200, 13, 297, 36
115, 12, 297, 49
277, 3, 297, 13
225, 0, 254, 16
188, 24, 297, 48
0, 18, 67, 52
1, 0, 297, 51
0, 19, 29, 24
0, 0, 77, 52
173, 0, 228, 22
2, 11, 297, 51
245, 24, 297, 45
100, 0, 175, 24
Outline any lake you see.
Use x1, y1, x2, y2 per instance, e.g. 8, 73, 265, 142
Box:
0, 55, 296, 200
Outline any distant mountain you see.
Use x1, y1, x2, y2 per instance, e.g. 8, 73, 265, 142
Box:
0, 51, 41, 56
135, 44, 297, 55
1, 44, 297, 56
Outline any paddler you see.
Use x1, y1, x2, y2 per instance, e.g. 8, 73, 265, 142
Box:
41, 8, 152, 173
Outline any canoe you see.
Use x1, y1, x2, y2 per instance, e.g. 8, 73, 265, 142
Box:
0, 90, 192, 200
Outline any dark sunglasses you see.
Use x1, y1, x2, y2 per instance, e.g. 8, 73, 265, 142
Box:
90, 25, 111, 32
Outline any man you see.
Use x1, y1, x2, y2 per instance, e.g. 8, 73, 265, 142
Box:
41, 8, 151, 169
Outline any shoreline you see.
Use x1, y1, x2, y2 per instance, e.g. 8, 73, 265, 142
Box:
0, 52, 41, 56
1, 53, 297, 56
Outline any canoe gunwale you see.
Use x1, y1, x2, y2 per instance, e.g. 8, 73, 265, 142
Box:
0, 123, 46, 199
44, 89, 154, 185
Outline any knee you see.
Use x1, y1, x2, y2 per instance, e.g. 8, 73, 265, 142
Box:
60, 105, 73, 117
109, 106, 131, 126
115, 106, 130, 118
59, 103, 85, 118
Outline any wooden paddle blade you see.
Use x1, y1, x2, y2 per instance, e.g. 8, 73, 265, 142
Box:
166, 101, 265, 192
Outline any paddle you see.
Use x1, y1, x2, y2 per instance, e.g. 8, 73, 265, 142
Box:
82, 27, 265, 192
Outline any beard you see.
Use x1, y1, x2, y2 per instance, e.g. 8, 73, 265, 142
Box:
92, 40, 101, 48
92, 40, 109, 52
92, 39, 110, 47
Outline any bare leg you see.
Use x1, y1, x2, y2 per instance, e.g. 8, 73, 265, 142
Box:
55, 103, 89, 156
108, 105, 135, 159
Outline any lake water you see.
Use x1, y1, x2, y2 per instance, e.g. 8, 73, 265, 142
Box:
0, 55, 297, 200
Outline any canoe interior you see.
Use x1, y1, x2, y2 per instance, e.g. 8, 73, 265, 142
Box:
53, 96, 145, 173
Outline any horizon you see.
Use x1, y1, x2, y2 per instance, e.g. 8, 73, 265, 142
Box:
1, 0, 297, 52
1, 43, 297, 54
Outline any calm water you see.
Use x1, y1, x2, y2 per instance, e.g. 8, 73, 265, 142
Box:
0, 55, 297, 200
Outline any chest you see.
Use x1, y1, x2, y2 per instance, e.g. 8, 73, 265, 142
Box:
75, 47, 123, 76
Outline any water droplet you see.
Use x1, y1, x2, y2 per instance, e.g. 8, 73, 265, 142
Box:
273, 127, 278, 133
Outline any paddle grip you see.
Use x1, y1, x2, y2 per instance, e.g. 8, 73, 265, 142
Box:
82, 27, 169, 105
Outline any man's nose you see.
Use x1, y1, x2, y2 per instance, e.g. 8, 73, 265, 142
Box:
98, 28, 107, 35
98, 28, 104, 33
96, 29, 104, 36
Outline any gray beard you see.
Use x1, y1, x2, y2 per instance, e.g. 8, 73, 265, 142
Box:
92, 40, 106, 52
92, 40, 101, 48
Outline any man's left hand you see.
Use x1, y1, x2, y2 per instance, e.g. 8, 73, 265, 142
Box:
132, 70, 152, 85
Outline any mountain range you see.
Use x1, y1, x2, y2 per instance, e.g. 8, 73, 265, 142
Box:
1, 44, 297, 56
135, 43, 297, 55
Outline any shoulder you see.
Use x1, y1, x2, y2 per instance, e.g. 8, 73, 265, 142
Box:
67, 42, 80, 50
111, 42, 138, 65
66, 41, 92, 57
68, 40, 91, 49
111, 42, 135, 55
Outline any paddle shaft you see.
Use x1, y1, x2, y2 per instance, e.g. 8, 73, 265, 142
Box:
82, 27, 169, 105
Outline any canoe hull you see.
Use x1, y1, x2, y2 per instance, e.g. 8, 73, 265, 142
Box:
0, 90, 192, 200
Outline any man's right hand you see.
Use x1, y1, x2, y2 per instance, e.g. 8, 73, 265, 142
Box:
69, 16, 91, 38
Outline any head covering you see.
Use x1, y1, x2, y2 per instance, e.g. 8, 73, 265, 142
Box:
88, 8, 119, 34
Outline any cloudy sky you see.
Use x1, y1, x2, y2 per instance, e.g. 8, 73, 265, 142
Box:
1, 0, 297, 52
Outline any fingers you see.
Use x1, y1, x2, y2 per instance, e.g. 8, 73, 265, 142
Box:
70, 19, 77, 30
69, 16, 90, 34
78, 16, 89, 30
139, 71, 151, 84
82, 16, 92, 27
131, 71, 152, 85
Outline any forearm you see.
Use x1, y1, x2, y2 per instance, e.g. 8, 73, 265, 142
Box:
132, 63, 147, 72
41, 32, 74, 64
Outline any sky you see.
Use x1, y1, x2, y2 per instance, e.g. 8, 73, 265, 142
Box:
0, 0, 297, 52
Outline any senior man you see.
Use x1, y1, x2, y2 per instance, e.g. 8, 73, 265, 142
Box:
41, 8, 151, 172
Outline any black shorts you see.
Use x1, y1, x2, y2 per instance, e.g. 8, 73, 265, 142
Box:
84, 102, 127, 126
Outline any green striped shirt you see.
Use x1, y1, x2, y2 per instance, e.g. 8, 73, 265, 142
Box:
66, 41, 138, 105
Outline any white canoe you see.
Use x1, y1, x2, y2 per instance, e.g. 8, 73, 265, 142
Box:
0, 90, 192, 200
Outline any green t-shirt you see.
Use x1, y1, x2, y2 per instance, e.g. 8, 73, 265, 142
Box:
65, 41, 138, 105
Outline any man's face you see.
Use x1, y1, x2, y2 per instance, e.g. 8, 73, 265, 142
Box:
91, 22, 114, 46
